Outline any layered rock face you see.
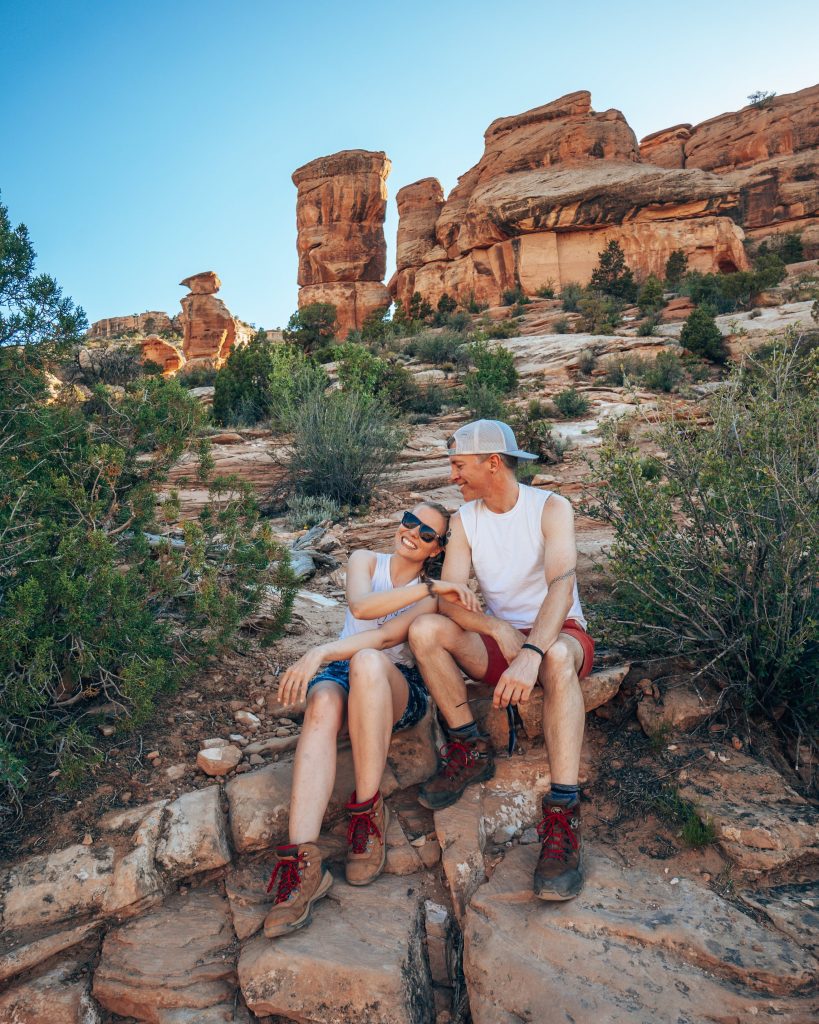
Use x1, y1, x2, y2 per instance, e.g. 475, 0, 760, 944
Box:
292, 149, 391, 336
390, 91, 749, 310
86, 311, 177, 340
641, 84, 819, 256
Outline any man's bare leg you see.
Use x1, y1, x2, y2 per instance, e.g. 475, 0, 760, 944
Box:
408, 613, 489, 728
539, 634, 585, 783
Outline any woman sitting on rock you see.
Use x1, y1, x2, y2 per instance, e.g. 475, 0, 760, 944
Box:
264, 502, 477, 938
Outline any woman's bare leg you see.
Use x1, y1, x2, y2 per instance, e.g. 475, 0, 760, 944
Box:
346, 649, 409, 802
288, 683, 346, 844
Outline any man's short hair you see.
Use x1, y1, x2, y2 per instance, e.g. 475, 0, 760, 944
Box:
478, 452, 519, 471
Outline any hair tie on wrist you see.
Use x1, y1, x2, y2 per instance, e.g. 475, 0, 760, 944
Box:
521, 642, 545, 659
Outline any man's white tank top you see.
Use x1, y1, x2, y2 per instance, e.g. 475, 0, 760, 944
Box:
459, 485, 586, 631
338, 552, 418, 665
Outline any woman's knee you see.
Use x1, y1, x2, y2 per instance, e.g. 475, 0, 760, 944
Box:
348, 649, 391, 694
304, 685, 345, 731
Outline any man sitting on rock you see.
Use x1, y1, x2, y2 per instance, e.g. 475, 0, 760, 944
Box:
409, 419, 595, 900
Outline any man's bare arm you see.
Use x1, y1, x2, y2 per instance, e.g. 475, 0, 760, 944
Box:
493, 494, 579, 708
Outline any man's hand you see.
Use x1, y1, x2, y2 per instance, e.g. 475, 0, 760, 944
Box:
493, 650, 542, 709
278, 646, 327, 706
431, 580, 480, 613
490, 619, 526, 663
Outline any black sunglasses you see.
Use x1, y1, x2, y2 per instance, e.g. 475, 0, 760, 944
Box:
401, 510, 448, 546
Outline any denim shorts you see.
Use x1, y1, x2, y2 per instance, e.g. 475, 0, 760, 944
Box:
306, 659, 429, 732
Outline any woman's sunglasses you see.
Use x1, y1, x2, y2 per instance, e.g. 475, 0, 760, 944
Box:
401, 510, 448, 546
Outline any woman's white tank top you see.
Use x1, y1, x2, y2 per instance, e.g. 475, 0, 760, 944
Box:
459, 485, 586, 630
338, 552, 419, 665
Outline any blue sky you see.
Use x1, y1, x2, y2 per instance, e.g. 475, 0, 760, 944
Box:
2, 0, 817, 329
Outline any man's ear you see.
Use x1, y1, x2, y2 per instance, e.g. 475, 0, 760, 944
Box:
487, 453, 502, 473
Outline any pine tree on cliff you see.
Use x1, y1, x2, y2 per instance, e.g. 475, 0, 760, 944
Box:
590, 241, 638, 303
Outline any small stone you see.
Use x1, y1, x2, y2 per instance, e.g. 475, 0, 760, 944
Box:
702, 872, 712, 882
165, 764, 187, 782
732, 735, 743, 750
255, 696, 265, 707
120, 792, 132, 803
202, 737, 230, 749
410, 835, 427, 848
229, 734, 248, 746
81, 833, 93, 846
670, 877, 680, 885
196, 745, 243, 777
248, 754, 264, 766
146, 750, 160, 760
98, 724, 116, 737
234, 710, 261, 732
520, 827, 539, 845
274, 727, 290, 738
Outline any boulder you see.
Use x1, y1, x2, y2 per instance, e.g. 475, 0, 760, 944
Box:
224, 859, 273, 941
385, 814, 423, 875
463, 845, 818, 1023
238, 873, 434, 1023
0, 956, 102, 1024
636, 676, 721, 735
93, 890, 237, 1023
179, 271, 221, 295
103, 801, 168, 916
395, 178, 444, 272
196, 744, 243, 776
155, 786, 232, 877
0, 921, 101, 986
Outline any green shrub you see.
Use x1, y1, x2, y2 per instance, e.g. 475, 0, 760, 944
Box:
637, 316, 659, 337
466, 291, 489, 314
637, 275, 666, 317
283, 302, 338, 352
285, 389, 405, 507
601, 353, 651, 386
177, 362, 219, 388
285, 493, 343, 530
553, 387, 591, 418
577, 291, 622, 334
577, 349, 597, 375
213, 334, 327, 428
680, 305, 729, 363
748, 89, 776, 110
664, 250, 689, 288
502, 286, 529, 306
758, 232, 804, 264
590, 241, 638, 302
335, 342, 419, 411
642, 351, 685, 392
445, 310, 472, 333
433, 293, 458, 326
407, 331, 470, 366
470, 340, 518, 395
70, 343, 161, 385
359, 306, 393, 344
536, 281, 556, 299
464, 378, 507, 419
813, 299, 819, 323
681, 255, 786, 314
590, 339, 818, 731
405, 383, 446, 415
509, 401, 570, 463
561, 283, 583, 312
483, 319, 519, 340
553, 317, 572, 334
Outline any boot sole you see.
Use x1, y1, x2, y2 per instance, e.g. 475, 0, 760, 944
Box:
534, 853, 584, 902
417, 761, 496, 811
263, 868, 334, 938
346, 804, 390, 886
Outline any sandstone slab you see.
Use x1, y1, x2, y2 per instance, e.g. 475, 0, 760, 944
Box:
1, 843, 114, 933
636, 676, 721, 735
678, 754, 819, 877
155, 786, 231, 877
385, 814, 423, 875
238, 873, 434, 1023
103, 800, 167, 917
93, 890, 237, 1023
0, 956, 101, 1024
464, 845, 818, 1023
0, 920, 101, 985
224, 859, 272, 941
740, 881, 819, 958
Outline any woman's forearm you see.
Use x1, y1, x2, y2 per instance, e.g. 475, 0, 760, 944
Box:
347, 581, 430, 620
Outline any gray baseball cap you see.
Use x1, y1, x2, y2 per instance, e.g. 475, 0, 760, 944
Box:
447, 419, 537, 460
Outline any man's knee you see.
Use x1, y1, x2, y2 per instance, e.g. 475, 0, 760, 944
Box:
409, 612, 451, 654
541, 640, 578, 691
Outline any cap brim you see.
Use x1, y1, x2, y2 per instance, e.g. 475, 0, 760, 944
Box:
509, 449, 538, 460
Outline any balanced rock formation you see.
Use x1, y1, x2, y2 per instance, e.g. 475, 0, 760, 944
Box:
292, 149, 391, 336
389, 91, 749, 310
179, 270, 240, 366
641, 83, 819, 255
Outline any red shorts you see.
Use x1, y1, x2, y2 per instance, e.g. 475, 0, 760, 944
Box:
477, 619, 595, 686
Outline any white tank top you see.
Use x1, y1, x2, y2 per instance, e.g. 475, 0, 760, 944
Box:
338, 552, 419, 665
459, 485, 586, 630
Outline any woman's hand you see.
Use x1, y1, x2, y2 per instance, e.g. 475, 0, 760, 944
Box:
278, 646, 327, 706
431, 580, 481, 613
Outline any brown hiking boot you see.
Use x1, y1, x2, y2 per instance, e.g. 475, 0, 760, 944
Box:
417, 736, 495, 811
345, 791, 389, 886
263, 842, 333, 938
533, 799, 584, 901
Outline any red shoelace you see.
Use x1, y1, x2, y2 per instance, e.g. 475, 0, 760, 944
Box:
536, 805, 579, 861
266, 852, 305, 903
347, 807, 382, 854
438, 740, 476, 779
